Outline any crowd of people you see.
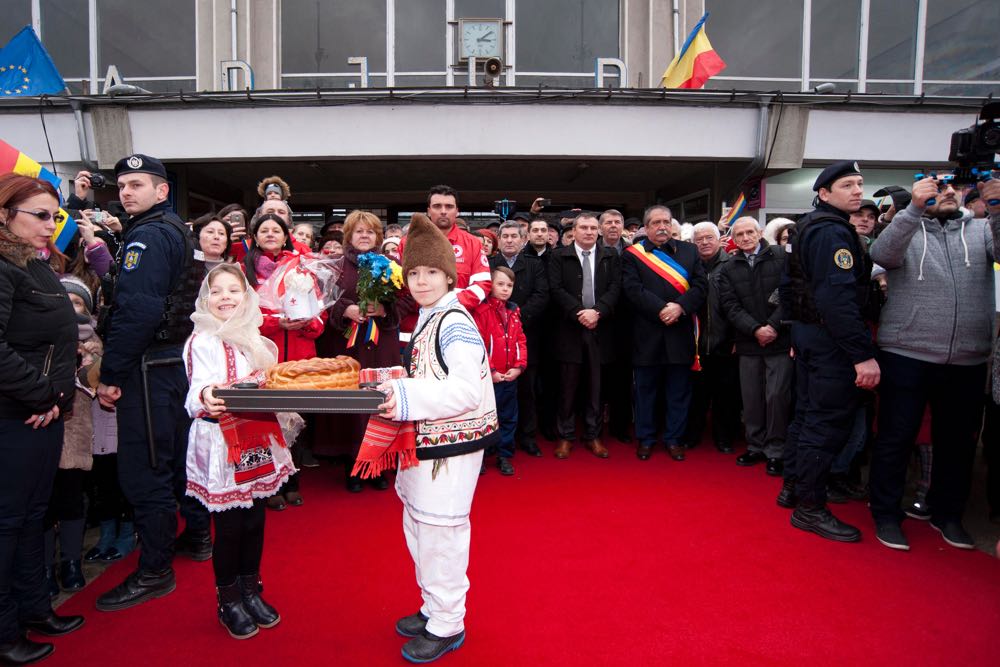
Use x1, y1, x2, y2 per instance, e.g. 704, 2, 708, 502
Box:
0, 154, 998, 664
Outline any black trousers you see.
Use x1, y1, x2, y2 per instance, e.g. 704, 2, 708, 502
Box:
982, 396, 1000, 518
557, 333, 603, 441
0, 419, 62, 642
788, 324, 863, 506
117, 356, 208, 572
87, 453, 132, 522
869, 351, 986, 524
515, 363, 539, 446
684, 353, 741, 447
44, 469, 87, 526
604, 356, 634, 437
211, 499, 266, 586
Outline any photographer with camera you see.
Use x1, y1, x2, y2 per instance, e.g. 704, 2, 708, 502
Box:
867, 172, 997, 552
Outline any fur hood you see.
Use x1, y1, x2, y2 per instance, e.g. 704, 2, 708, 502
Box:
0, 225, 36, 268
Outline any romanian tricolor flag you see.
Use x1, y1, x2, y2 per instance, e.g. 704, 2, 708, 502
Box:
0, 138, 77, 251
721, 192, 746, 227
659, 12, 726, 89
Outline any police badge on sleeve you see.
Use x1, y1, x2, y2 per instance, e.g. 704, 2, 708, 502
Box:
123, 241, 147, 272
834, 248, 854, 270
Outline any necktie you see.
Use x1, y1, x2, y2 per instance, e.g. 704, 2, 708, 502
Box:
747, 252, 756, 268
581, 250, 595, 308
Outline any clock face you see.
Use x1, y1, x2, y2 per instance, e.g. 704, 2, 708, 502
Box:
460, 20, 501, 59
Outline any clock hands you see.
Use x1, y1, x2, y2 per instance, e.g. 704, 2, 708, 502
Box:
477, 31, 495, 42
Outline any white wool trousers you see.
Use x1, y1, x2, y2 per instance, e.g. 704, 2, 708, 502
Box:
402, 507, 472, 638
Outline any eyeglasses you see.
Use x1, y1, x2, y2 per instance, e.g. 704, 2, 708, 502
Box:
8, 208, 67, 224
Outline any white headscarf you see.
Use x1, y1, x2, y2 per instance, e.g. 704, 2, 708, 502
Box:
191, 264, 279, 371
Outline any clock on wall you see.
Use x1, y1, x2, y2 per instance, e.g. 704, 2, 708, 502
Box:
458, 18, 503, 61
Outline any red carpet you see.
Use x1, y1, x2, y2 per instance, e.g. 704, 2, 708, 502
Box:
50, 440, 1000, 666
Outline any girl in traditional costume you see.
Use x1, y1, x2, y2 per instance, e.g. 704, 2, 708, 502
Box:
359, 213, 499, 663
182, 264, 298, 640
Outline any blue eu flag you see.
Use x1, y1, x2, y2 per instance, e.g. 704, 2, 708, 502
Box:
0, 26, 66, 97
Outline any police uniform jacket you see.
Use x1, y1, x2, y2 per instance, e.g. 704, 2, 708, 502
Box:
547, 243, 621, 365
718, 241, 791, 356
621, 238, 707, 367
786, 202, 875, 364
99, 202, 188, 387
0, 231, 77, 418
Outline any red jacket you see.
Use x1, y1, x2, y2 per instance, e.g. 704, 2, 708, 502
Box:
473, 296, 527, 375
398, 223, 492, 333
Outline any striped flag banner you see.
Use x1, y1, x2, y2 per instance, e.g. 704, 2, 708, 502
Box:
0, 138, 77, 251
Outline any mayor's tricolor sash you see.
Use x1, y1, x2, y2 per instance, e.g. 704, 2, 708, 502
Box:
626, 242, 701, 371
625, 242, 691, 293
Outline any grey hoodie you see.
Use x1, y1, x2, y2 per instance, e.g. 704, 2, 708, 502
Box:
870, 203, 996, 366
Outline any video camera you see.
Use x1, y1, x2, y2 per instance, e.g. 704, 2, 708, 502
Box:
948, 101, 1000, 186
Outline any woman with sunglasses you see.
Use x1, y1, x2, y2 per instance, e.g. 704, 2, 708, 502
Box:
0, 173, 84, 664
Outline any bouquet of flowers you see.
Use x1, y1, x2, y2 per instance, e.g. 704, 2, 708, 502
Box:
347, 252, 404, 347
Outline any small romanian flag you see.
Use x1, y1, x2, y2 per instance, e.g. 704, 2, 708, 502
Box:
721, 192, 746, 227
0, 138, 77, 251
659, 12, 726, 90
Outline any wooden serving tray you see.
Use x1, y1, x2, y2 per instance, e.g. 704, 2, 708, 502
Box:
214, 388, 385, 414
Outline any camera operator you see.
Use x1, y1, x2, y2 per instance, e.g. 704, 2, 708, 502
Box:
867, 174, 997, 552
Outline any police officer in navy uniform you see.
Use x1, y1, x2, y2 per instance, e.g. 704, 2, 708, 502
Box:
95, 155, 209, 611
778, 161, 880, 542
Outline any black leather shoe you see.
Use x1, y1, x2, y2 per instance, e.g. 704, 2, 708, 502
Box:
791, 505, 861, 542
372, 473, 390, 490
175, 529, 212, 562
95, 568, 176, 612
401, 630, 465, 664
346, 477, 364, 493
520, 441, 543, 457
736, 450, 767, 466
875, 522, 910, 551
497, 457, 515, 476
217, 582, 258, 639
776, 479, 798, 509
58, 560, 85, 592
636, 445, 652, 461
611, 429, 632, 444
667, 445, 686, 461
766, 458, 784, 476
395, 612, 429, 638
0, 635, 53, 665
715, 441, 734, 454
238, 575, 280, 628
23, 612, 84, 637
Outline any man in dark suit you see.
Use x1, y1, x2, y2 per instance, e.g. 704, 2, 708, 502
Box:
548, 213, 621, 459
622, 205, 707, 462
490, 221, 549, 456
522, 218, 559, 440
600, 208, 634, 441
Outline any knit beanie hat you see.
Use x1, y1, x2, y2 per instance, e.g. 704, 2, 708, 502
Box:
402, 213, 457, 288
60, 275, 94, 314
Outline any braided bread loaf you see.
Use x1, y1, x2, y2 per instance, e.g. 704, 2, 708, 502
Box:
266, 356, 361, 390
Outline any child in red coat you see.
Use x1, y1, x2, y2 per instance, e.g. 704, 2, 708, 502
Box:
473, 267, 527, 476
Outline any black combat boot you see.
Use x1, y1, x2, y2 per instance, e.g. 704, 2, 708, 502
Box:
790, 504, 861, 542
217, 582, 258, 639
776, 478, 798, 509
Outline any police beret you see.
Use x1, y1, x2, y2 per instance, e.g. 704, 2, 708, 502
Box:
813, 160, 862, 191
114, 154, 167, 180
858, 199, 880, 215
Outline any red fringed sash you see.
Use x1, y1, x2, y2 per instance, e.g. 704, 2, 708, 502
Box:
351, 416, 417, 479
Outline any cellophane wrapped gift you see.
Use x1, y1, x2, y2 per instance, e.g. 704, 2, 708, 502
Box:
359, 366, 408, 387
257, 253, 343, 319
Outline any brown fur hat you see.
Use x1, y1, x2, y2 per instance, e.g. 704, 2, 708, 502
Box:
257, 175, 291, 200
402, 213, 457, 288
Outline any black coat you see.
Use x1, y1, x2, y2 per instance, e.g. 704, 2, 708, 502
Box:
699, 249, 735, 356
621, 238, 707, 366
0, 238, 77, 419
489, 252, 549, 360
547, 244, 621, 364
718, 242, 790, 355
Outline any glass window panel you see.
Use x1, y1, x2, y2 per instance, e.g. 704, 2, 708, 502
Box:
392, 75, 446, 87
98, 0, 195, 79
516, 75, 596, 89
810, 0, 860, 80
704, 78, 804, 93
40, 0, 89, 79
396, 0, 445, 72
3, 2, 32, 46
924, 0, 1000, 82
120, 79, 196, 93
281, 0, 386, 74
866, 81, 916, 94
456, 0, 505, 18
704, 0, 802, 78
923, 83, 1000, 97
867, 0, 917, 80
517, 0, 619, 72
281, 75, 387, 89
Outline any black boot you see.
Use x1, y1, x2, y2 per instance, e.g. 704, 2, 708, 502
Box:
95, 568, 176, 612
45, 566, 59, 598
0, 635, 53, 665
790, 504, 861, 542
58, 560, 85, 592
401, 630, 466, 663
217, 582, 259, 639
238, 575, 280, 629
175, 529, 213, 562
23, 612, 85, 637
776, 478, 798, 509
